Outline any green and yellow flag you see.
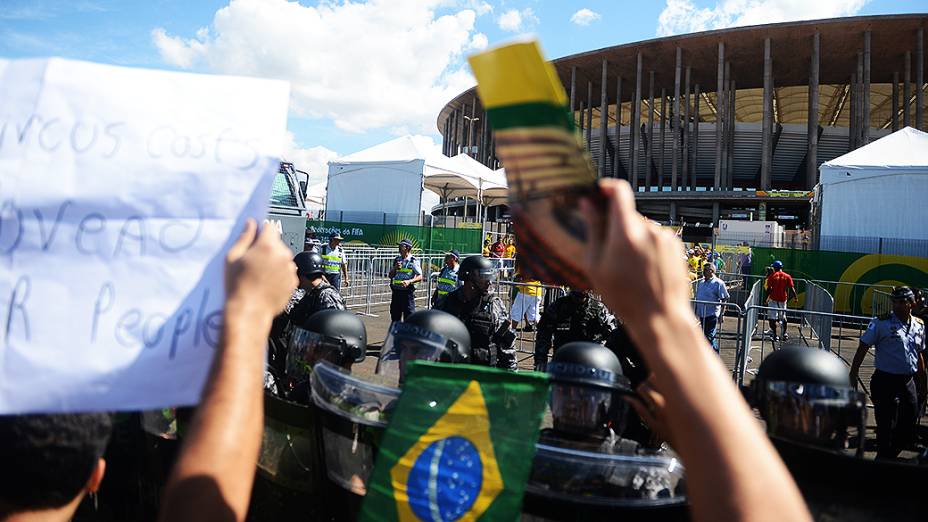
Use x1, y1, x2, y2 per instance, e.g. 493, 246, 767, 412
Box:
468, 41, 601, 290
359, 362, 548, 522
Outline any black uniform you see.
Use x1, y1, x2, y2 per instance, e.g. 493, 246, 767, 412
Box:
534, 293, 616, 371
434, 287, 516, 370
268, 283, 345, 381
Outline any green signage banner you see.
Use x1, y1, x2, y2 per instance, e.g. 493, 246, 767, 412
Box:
751, 247, 928, 315
306, 220, 482, 254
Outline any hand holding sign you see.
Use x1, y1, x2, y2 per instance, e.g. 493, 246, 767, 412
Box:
0, 58, 289, 414
224, 219, 298, 319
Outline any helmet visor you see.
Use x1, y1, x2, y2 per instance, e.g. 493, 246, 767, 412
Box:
287, 328, 348, 386
761, 380, 867, 449
469, 267, 496, 284
376, 322, 458, 385
550, 383, 630, 436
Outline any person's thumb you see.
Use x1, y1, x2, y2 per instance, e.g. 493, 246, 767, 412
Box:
227, 219, 257, 262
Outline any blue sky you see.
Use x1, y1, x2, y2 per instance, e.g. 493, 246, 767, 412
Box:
1, 0, 923, 181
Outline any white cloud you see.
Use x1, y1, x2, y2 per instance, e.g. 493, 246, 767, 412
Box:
570, 8, 601, 26
464, 0, 493, 16
468, 32, 489, 50
281, 131, 339, 184
497, 7, 538, 32
152, 0, 481, 135
656, 0, 869, 36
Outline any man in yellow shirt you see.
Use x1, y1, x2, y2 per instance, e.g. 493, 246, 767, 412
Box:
510, 273, 542, 331
505, 237, 517, 260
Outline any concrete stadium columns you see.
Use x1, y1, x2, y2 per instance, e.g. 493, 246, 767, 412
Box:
647, 70, 655, 190
917, 28, 925, 131
863, 31, 871, 145
904, 51, 911, 128
673, 46, 682, 191
586, 80, 594, 150
761, 37, 773, 192
848, 72, 857, 150
614, 75, 623, 178
715, 42, 724, 191
892, 71, 900, 132
683, 65, 691, 191
569, 66, 577, 114
659, 88, 666, 188
600, 58, 608, 178
807, 32, 820, 190
632, 51, 643, 190
692, 83, 700, 192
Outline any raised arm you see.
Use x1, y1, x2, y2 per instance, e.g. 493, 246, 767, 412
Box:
159, 219, 297, 522
580, 179, 810, 522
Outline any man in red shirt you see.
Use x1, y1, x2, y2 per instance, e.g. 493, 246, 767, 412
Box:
766, 260, 798, 342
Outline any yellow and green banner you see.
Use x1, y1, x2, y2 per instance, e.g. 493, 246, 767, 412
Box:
360, 362, 548, 522
751, 247, 928, 315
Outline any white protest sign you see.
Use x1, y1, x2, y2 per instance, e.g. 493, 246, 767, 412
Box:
0, 58, 290, 413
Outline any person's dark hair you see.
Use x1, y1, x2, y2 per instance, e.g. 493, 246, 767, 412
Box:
0, 413, 112, 511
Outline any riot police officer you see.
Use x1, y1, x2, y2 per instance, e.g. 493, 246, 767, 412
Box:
431, 250, 460, 306
850, 286, 926, 459
540, 341, 637, 453
524, 342, 687, 519
434, 255, 516, 370
754, 344, 866, 453
285, 309, 367, 404
534, 289, 616, 371
268, 251, 345, 384
376, 309, 471, 384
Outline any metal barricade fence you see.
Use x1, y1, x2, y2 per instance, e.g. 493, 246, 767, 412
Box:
871, 289, 893, 317
690, 299, 744, 379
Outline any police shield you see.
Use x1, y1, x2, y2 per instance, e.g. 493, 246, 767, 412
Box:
310, 360, 401, 496
522, 443, 688, 521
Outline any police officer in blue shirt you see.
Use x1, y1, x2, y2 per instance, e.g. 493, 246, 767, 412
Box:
431, 250, 460, 306
850, 286, 927, 459
388, 239, 422, 322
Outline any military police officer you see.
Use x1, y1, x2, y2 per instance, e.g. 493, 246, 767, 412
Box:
434, 255, 516, 370
388, 239, 422, 322
320, 233, 348, 290
534, 290, 616, 371
850, 286, 927, 459
431, 250, 460, 306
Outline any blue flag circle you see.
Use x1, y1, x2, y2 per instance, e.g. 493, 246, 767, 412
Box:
407, 436, 483, 522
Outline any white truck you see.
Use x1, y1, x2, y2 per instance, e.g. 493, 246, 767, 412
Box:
268, 162, 310, 254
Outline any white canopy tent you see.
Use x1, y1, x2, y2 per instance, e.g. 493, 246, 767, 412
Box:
448, 153, 509, 219
818, 126, 928, 254
303, 181, 327, 215
326, 135, 479, 224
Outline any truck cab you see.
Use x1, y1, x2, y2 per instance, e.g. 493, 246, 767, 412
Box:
269, 162, 310, 254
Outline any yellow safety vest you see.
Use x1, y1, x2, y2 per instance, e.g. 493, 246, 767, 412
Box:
321, 246, 343, 274
436, 266, 459, 296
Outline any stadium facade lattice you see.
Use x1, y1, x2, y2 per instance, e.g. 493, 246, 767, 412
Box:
436, 14, 928, 227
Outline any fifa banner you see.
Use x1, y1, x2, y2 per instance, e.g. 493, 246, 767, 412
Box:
307, 220, 482, 254
751, 248, 928, 316
361, 362, 548, 521
0, 58, 289, 413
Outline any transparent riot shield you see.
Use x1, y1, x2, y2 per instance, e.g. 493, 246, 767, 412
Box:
310, 360, 401, 496
252, 390, 328, 520
522, 442, 689, 521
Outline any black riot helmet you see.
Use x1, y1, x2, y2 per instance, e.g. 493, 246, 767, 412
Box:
459, 255, 496, 291
294, 251, 325, 279
547, 342, 633, 438
287, 309, 367, 389
753, 345, 866, 452
376, 310, 472, 385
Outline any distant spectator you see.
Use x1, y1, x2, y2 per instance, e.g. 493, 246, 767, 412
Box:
482, 239, 491, 257
738, 243, 753, 288
766, 260, 798, 342
490, 238, 505, 258
510, 273, 542, 331
0, 413, 112, 521
694, 263, 730, 353
505, 236, 517, 260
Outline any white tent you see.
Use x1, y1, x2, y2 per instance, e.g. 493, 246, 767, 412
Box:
818, 127, 928, 251
326, 136, 478, 224
447, 154, 509, 215
304, 181, 327, 215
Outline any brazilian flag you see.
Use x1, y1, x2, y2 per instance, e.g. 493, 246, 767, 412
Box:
359, 362, 549, 521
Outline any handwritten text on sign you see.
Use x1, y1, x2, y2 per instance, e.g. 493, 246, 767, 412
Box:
0, 58, 290, 413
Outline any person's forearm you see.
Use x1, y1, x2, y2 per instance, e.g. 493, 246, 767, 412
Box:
850, 343, 869, 375
160, 300, 271, 522
627, 304, 810, 521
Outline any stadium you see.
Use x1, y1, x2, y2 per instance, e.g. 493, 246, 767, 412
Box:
436, 14, 927, 228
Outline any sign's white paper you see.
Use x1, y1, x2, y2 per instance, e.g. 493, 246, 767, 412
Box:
0, 58, 290, 413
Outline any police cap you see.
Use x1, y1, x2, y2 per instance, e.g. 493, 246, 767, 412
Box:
891, 286, 915, 301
